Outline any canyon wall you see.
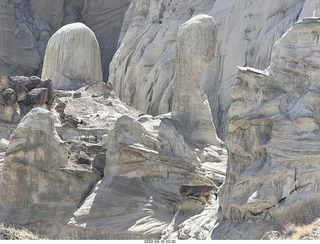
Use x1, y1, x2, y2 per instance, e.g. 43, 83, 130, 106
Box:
109, 0, 316, 139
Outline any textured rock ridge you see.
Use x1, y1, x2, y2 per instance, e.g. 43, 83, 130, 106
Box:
216, 17, 320, 239
65, 114, 225, 239
41, 23, 103, 90
0, 108, 100, 237
172, 14, 221, 147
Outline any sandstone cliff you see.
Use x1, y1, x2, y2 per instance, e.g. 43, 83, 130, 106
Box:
216, 16, 320, 239
109, 0, 314, 140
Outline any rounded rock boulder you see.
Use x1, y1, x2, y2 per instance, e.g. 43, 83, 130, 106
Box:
41, 22, 103, 90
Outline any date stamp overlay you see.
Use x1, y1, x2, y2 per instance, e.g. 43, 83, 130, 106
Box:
144, 240, 177, 244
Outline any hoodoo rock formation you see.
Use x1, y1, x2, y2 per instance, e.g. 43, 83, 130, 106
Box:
172, 14, 221, 147
109, 0, 310, 140
41, 23, 103, 90
108, 0, 215, 116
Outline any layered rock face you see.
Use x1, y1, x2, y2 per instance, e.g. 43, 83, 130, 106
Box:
41, 23, 103, 90
65, 114, 226, 239
0, 0, 130, 79
110, 0, 312, 140
217, 17, 320, 239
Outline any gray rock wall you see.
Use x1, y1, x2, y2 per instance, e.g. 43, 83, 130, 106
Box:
109, 0, 308, 140
216, 17, 320, 239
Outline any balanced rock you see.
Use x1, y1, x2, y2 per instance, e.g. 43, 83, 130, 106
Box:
172, 14, 221, 147
41, 22, 103, 90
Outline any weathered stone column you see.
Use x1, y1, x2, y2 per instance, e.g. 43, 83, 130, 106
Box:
172, 14, 221, 147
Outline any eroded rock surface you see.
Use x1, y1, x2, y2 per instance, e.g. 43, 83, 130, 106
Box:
216, 17, 320, 239
65, 114, 225, 239
0, 108, 100, 237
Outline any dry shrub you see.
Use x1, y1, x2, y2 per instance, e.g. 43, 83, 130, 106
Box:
285, 219, 320, 240
0, 223, 42, 240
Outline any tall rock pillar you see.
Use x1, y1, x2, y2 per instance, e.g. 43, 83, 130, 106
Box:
172, 14, 221, 147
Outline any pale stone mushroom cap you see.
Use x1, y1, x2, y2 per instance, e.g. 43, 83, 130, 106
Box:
41, 22, 103, 90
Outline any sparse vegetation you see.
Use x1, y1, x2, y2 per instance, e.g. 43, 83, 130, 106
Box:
285, 219, 320, 240
0, 222, 43, 240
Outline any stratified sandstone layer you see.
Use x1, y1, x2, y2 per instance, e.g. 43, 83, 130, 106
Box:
216, 17, 320, 239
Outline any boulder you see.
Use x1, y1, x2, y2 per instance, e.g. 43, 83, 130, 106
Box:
41, 23, 103, 90
0, 138, 9, 152
35, 79, 55, 105
27, 88, 48, 106
179, 184, 217, 198
77, 151, 91, 165
11, 76, 42, 91
0, 74, 28, 101
92, 152, 106, 174
0, 88, 18, 122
